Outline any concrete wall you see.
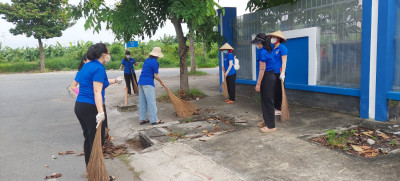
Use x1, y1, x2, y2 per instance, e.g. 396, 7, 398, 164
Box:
236, 84, 360, 116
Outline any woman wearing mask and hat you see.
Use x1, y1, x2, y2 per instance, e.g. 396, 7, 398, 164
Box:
138, 47, 165, 125
220, 43, 236, 104
251, 33, 277, 133
74, 43, 124, 172
268, 30, 288, 116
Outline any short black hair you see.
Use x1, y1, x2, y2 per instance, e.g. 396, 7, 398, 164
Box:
87, 43, 108, 61
125, 51, 131, 55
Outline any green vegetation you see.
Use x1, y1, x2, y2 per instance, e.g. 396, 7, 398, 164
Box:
0, 39, 219, 73
188, 70, 208, 76
389, 139, 399, 146
326, 129, 355, 148
157, 87, 206, 102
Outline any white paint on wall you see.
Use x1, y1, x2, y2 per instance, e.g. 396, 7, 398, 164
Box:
282, 27, 321, 85
369, 0, 379, 119
252, 34, 257, 81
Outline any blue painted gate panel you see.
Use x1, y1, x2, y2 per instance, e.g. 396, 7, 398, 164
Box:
285, 37, 308, 85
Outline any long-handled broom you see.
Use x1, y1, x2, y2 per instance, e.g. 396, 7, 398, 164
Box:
221, 77, 229, 99
162, 84, 197, 118
280, 80, 290, 121
131, 69, 138, 95
87, 122, 109, 181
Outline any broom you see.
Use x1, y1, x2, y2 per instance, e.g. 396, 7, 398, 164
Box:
131, 69, 138, 95
280, 80, 290, 121
162, 84, 197, 118
87, 122, 109, 181
221, 77, 229, 99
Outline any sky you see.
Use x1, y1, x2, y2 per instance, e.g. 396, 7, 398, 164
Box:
0, 0, 249, 48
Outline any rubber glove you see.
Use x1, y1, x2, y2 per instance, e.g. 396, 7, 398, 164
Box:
73, 87, 79, 95
116, 77, 124, 84
280, 72, 285, 82
96, 112, 105, 129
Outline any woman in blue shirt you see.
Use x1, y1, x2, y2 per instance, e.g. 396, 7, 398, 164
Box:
74, 43, 123, 169
138, 47, 165, 125
268, 30, 288, 116
220, 43, 236, 104
251, 33, 277, 133
119, 51, 138, 95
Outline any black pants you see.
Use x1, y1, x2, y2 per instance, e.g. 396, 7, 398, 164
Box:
274, 73, 283, 110
260, 71, 276, 128
226, 74, 236, 101
124, 73, 137, 95
74, 102, 107, 166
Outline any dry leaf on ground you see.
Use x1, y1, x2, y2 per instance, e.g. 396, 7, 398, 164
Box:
58, 152, 64, 156
378, 134, 390, 139
45, 173, 62, 179
76, 152, 84, 156
65, 151, 75, 154
351, 145, 363, 152
202, 130, 209, 133
215, 126, 220, 131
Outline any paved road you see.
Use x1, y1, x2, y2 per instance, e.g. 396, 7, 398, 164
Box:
0, 68, 217, 181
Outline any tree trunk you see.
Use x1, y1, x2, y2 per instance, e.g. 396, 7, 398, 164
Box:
171, 18, 189, 91
202, 37, 207, 63
38, 38, 45, 72
189, 35, 196, 72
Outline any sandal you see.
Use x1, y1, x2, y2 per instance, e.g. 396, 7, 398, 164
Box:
227, 100, 235, 104
140, 120, 150, 125
151, 120, 165, 125
260, 126, 277, 133
109, 175, 116, 181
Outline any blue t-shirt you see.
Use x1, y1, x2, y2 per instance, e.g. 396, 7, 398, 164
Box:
138, 57, 159, 87
258, 47, 275, 71
272, 44, 288, 73
223, 52, 236, 76
121, 57, 137, 74
75, 59, 109, 105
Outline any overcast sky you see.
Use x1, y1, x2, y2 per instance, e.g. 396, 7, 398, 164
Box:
0, 0, 249, 48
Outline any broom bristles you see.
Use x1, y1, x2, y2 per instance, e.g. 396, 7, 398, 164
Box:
164, 85, 197, 118
221, 79, 229, 99
87, 122, 109, 181
281, 80, 290, 121
132, 72, 139, 94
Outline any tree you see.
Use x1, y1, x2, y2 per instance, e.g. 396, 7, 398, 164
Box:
0, 0, 74, 71
73, 0, 221, 91
189, 34, 196, 72
246, 0, 297, 12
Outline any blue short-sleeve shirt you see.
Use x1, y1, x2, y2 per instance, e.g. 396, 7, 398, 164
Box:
75, 59, 109, 105
258, 47, 275, 71
121, 57, 137, 74
138, 57, 159, 87
223, 52, 236, 76
272, 44, 288, 73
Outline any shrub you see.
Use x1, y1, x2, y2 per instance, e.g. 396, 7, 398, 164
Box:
0, 61, 40, 73
188, 70, 207, 76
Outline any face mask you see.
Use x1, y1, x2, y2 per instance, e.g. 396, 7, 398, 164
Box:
223, 50, 228, 54
105, 54, 111, 64
271, 38, 278, 44
126, 55, 130, 59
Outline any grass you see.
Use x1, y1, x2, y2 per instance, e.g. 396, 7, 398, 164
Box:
0, 61, 40, 73
157, 87, 206, 102
118, 153, 142, 178
188, 70, 207, 76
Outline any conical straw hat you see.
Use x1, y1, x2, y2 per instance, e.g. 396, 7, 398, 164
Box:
149, 47, 164, 58
268, 30, 287, 43
220, 43, 234, 50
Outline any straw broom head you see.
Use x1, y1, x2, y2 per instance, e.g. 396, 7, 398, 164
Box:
281, 80, 290, 121
164, 85, 197, 118
87, 122, 109, 181
222, 79, 229, 99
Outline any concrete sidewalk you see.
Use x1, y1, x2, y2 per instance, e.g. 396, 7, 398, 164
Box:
100, 70, 400, 181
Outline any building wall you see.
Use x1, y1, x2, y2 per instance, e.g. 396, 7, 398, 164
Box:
237, 84, 360, 116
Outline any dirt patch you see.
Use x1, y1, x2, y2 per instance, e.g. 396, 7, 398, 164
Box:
126, 137, 151, 151
103, 140, 128, 159
310, 127, 400, 158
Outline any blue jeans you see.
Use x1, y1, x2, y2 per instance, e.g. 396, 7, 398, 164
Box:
139, 85, 158, 123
